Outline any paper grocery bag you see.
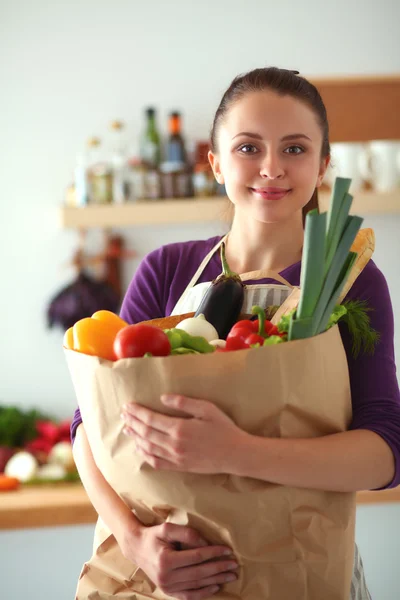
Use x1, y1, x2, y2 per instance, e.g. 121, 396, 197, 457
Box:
66, 324, 356, 600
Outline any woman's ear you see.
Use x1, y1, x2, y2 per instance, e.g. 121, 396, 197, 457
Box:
316, 154, 330, 188
208, 150, 224, 184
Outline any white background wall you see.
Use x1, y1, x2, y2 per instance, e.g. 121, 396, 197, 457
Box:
1, 1, 400, 599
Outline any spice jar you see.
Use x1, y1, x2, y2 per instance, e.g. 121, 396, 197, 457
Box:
160, 161, 192, 199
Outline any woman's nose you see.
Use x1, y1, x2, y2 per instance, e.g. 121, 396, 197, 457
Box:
260, 153, 285, 179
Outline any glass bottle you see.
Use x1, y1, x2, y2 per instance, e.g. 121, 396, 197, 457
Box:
109, 120, 128, 204
166, 112, 187, 164
87, 137, 113, 204
140, 107, 161, 168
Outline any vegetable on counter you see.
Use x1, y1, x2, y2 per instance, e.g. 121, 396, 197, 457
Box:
194, 241, 245, 339
0, 474, 20, 492
4, 451, 39, 482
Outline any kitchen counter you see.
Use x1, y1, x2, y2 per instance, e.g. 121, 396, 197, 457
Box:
1, 484, 399, 530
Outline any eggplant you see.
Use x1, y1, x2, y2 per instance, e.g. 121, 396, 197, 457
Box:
194, 242, 245, 339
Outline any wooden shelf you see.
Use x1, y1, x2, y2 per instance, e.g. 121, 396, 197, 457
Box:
1, 484, 399, 530
60, 191, 400, 229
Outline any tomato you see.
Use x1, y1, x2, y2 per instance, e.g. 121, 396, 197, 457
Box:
73, 318, 118, 361
0, 475, 19, 492
114, 324, 171, 359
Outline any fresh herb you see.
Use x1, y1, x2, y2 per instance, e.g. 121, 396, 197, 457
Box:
0, 405, 50, 448
341, 300, 380, 358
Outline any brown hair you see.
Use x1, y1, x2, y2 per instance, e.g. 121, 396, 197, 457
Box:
210, 67, 330, 224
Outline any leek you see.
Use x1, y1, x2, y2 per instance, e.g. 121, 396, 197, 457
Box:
289, 176, 363, 341
296, 210, 326, 319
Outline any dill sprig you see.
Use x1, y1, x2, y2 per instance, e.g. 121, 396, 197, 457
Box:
341, 299, 380, 359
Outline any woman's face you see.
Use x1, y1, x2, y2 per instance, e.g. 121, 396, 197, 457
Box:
209, 90, 329, 224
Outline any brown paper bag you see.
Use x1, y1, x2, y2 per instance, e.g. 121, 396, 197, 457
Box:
66, 324, 356, 600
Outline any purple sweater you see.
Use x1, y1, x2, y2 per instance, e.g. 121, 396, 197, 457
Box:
70, 235, 400, 490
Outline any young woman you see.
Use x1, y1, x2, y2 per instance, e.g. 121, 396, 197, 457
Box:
71, 67, 400, 600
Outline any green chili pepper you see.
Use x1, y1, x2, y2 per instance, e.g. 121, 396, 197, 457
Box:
165, 328, 215, 354
164, 329, 184, 350
171, 347, 199, 355
263, 335, 284, 346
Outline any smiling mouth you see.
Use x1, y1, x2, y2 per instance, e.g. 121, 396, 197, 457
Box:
250, 188, 291, 200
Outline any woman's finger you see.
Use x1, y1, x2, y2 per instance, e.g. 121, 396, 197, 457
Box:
126, 430, 176, 461
122, 414, 170, 446
122, 403, 179, 435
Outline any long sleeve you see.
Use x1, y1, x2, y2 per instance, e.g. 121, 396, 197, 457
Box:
339, 260, 400, 489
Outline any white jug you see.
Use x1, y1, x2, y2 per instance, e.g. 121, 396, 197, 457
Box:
359, 140, 400, 193
323, 142, 366, 192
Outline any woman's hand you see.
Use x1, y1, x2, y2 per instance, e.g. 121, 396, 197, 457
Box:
121, 522, 239, 600
121, 395, 249, 474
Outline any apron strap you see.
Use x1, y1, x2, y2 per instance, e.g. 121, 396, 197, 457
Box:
180, 233, 294, 301
239, 269, 293, 288
175, 235, 228, 310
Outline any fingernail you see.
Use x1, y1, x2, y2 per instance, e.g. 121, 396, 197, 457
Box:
210, 586, 220, 594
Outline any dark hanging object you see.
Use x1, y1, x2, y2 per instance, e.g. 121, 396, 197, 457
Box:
47, 270, 120, 331
46, 233, 136, 331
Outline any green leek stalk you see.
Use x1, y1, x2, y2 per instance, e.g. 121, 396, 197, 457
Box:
296, 210, 326, 319
289, 176, 363, 341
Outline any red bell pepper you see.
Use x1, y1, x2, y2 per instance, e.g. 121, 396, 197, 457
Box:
225, 306, 281, 351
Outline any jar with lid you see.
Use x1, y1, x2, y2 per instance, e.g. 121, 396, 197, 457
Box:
87, 137, 113, 204
125, 158, 147, 201
160, 161, 192, 199
192, 163, 216, 197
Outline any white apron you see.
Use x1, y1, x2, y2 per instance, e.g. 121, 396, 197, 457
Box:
171, 235, 371, 600
171, 234, 294, 316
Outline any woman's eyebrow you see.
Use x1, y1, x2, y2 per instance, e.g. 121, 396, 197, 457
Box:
280, 133, 312, 142
231, 132, 312, 142
231, 132, 263, 141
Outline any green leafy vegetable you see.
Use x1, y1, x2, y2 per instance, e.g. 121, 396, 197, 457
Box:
341, 300, 380, 358
0, 406, 51, 448
289, 177, 363, 340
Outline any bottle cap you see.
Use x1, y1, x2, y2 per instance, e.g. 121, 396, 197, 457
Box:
87, 136, 101, 147
110, 120, 124, 130
169, 112, 181, 134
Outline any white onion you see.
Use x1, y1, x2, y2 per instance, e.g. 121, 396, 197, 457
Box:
176, 314, 218, 342
48, 441, 75, 471
5, 451, 39, 482
37, 463, 67, 481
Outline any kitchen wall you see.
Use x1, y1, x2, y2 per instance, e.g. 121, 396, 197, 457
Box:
1, 1, 400, 599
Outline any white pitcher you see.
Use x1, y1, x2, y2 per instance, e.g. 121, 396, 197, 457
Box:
359, 140, 400, 193
323, 142, 366, 192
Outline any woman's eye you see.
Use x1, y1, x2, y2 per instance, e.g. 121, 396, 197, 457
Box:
284, 145, 304, 155
238, 144, 258, 154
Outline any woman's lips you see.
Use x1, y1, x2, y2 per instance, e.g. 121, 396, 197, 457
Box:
251, 187, 291, 201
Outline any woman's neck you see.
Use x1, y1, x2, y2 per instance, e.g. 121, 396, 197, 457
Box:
224, 212, 304, 275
